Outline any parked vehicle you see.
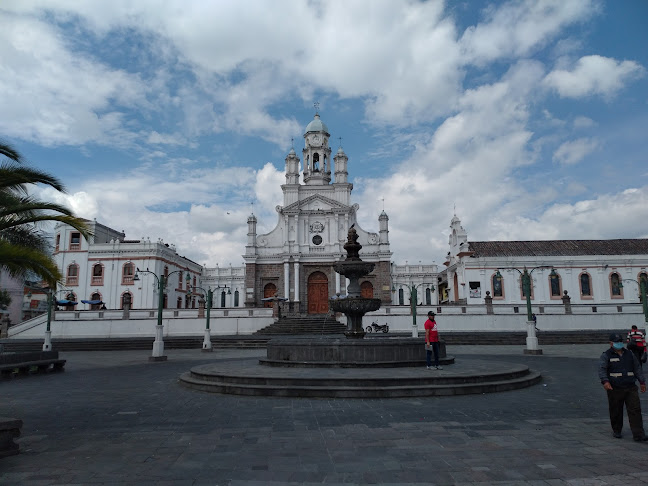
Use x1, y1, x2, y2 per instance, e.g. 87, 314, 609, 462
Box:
366, 321, 389, 333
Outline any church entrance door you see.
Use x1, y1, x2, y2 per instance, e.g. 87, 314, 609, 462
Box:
308, 272, 329, 314
360, 281, 374, 299
263, 283, 277, 308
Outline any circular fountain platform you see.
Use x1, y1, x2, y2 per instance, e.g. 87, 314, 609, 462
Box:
260, 336, 454, 368
179, 355, 541, 398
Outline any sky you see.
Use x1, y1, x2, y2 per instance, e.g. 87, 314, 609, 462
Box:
1, 0, 647, 268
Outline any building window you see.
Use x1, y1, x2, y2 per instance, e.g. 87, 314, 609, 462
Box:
234, 290, 239, 307
193, 276, 197, 288
55, 234, 60, 252
178, 272, 183, 290
66, 264, 79, 286
91, 264, 104, 286
610, 272, 622, 298
164, 266, 169, 279
122, 263, 134, 285
177, 297, 182, 309
221, 291, 226, 307
90, 292, 102, 310
60, 292, 77, 310
69, 232, 81, 250
398, 288, 404, 305
639, 273, 648, 303
579, 272, 592, 298
425, 288, 432, 305
492, 273, 503, 298
468, 282, 481, 299
549, 271, 562, 298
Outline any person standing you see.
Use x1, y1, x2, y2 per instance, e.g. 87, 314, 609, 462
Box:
598, 333, 647, 441
424, 311, 442, 370
627, 325, 646, 367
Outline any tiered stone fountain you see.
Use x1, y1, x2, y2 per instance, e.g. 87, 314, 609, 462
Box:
329, 226, 381, 338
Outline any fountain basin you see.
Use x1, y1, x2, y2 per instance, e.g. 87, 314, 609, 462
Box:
260, 337, 451, 368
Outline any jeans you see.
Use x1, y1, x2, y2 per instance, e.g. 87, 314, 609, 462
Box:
426, 341, 440, 367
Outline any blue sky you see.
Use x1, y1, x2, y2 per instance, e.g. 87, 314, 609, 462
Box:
1, 0, 647, 267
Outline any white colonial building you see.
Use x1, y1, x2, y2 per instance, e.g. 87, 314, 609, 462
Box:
52, 219, 202, 311
443, 214, 648, 307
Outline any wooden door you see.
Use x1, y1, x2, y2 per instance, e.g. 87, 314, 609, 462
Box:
308, 272, 329, 314
360, 281, 374, 299
263, 283, 277, 308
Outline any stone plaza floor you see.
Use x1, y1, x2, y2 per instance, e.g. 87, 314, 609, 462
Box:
1, 344, 647, 485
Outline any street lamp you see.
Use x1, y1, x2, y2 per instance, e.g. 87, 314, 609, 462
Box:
619, 275, 648, 323
404, 283, 435, 338
187, 285, 214, 352
496, 266, 553, 355
25, 287, 74, 351
134, 267, 190, 361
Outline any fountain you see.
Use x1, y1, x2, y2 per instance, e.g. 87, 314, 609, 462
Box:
329, 226, 381, 338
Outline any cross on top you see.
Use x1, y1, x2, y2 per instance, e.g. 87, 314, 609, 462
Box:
314, 101, 320, 113
338, 137, 343, 147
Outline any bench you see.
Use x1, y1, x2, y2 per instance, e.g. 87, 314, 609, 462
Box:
0, 351, 66, 379
0, 417, 23, 458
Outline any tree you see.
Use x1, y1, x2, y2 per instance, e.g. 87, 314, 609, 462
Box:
0, 142, 91, 286
0, 288, 11, 310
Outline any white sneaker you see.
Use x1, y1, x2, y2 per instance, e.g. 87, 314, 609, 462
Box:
426, 366, 433, 370
436, 366, 443, 370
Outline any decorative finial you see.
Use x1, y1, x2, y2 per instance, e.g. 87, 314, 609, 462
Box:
314, 101, 320, 114
338, 136, 342, 148
291, 137, 294, 149
381, 197, 385, 210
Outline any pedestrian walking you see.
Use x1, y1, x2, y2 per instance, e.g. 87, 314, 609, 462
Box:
598, 333, 648, 441
424, 311, 442, 370
627, 325, 646, 367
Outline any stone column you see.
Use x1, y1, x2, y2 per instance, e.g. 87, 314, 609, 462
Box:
562, 290, 572, 314
485, 291, 493, 315
284, 262, 290, 299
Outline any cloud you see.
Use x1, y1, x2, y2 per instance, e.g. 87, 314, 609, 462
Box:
544, 55, 645, 98
553, 138, 599, 165
460, 0, 596, 64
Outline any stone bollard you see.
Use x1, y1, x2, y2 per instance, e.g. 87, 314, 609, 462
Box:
562, 290, 572, 314
484, 291, 494, 315
0, 315, 10, 338
0, 417, 23, 458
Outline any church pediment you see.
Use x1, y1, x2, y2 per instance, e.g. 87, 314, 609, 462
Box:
282, 194, 352, 213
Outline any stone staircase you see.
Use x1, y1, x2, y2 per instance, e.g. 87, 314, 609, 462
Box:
254, 315, 346, 335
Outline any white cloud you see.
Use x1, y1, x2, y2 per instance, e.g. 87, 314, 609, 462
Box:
553, 138, 599, 165
460, 0, 596, 64
544, 55, 645, 98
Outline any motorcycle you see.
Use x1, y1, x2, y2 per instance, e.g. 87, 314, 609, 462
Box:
365, 321, 389, 333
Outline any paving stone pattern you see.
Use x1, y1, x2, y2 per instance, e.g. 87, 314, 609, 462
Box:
1, 345, 647, 485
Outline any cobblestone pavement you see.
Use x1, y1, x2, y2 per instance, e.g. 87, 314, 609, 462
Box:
1, 344, 648, 485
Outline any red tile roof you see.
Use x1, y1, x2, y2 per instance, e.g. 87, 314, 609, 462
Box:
468, 240, 648, 257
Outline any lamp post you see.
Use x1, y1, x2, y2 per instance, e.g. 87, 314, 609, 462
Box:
134, 267, 190, 361
619, 276, 648, 323
496, 266, 553, 355
404, 283, 435, 338
188, 285, 214, 352
25, 287, 74, 351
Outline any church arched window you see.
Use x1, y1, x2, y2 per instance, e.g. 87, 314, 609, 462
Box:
313, 153, 320, 171
398, 288, 404, 305
425, 288, 432, 305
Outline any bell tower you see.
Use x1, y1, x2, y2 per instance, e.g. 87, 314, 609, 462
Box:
303, 111, 331, 185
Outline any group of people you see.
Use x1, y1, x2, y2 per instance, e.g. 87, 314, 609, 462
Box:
425, 311, 647, 442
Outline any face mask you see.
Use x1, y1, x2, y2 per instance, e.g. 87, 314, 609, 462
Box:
613, 342, 624, 350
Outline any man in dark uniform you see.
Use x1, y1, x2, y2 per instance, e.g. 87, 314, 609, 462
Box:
598, 333, 647, 441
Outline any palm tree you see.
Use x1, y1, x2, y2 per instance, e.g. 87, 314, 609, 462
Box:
0, 142, 91, 286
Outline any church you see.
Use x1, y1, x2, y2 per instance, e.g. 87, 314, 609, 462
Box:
241, 112, 393, 313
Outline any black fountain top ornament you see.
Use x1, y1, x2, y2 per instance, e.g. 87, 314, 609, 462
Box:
330, 224, 382, 338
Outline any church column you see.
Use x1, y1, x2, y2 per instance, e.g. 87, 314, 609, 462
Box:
335, 272, 341, 294
294, 262, 300, 303
284, 262, 289, 300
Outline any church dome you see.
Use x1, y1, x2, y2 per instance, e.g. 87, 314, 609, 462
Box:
337, 146, 345, 154
305, 114, 329, 134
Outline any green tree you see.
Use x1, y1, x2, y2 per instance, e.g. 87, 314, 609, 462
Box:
0, 142, 91, 286
0, 288, 11, 310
